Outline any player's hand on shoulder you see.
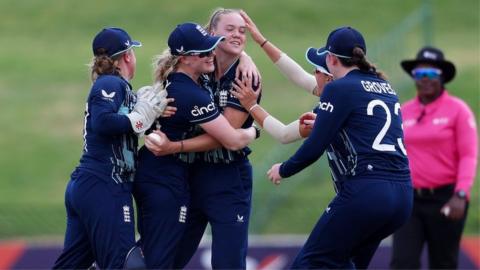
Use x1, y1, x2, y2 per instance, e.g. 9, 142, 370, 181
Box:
237, 52, 262, 88
267, 163, 283, 185
231, 77, 261, 109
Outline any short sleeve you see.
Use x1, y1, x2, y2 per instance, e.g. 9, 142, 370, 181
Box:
186, 88, 220, 124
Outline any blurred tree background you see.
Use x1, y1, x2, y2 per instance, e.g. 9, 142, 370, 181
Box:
0, 0, 478, 239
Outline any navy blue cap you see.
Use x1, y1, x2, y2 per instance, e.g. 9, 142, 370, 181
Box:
325, 26, 366, 58
305, 47, 331, 76
92, 27, 142, 57
168, 22, 224, 56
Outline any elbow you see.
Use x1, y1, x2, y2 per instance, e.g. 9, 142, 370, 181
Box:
278, 134, 293, 144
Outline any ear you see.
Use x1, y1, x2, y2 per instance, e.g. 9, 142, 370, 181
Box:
122, 51, 132, 63
178, 55, 189, 65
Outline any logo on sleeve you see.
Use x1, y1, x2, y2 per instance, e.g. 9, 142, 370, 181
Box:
318, 101, 334, 113
191, 102, 216, 117
179, 205, 187, 223
123, 205, 131, 223
101, 89, 116, 102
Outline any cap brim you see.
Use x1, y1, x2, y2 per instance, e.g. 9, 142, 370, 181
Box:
401, 59, 456, 83
186, 35, 225, 54
110, 40, 142, 57
305, 47, 332, 76
131, 40, 142, 48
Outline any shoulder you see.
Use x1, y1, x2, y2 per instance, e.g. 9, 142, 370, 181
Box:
92, 75, 126, 94
444, 93, 473, 111
401, 98, 417, 109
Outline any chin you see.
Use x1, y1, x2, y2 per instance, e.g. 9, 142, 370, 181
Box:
204, 64, 215, 73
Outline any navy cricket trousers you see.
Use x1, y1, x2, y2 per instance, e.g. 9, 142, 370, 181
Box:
173, 158, 253, 269
53, 169, 135, 269
291, 179, 413, 269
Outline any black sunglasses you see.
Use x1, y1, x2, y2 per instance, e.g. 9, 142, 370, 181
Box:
186, 50, 214, 58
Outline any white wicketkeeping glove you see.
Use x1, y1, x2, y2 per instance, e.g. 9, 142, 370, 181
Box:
127, 85, 167, 134
151, 82, 169, 116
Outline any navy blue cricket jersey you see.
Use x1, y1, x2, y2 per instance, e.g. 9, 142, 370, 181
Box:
77, 74, 137, 183
197, 59, 260, 163
280, 70, 410, 182
136, 72, 220, 182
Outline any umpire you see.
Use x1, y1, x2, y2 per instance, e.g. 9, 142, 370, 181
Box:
390, 46, 478, 269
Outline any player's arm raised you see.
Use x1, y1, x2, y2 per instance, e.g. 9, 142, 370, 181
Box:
240, 10, 318, 95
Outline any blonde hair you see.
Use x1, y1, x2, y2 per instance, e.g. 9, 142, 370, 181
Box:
153, 48, 180, 83
205, 7, 241, 33
88, 48, 123, 81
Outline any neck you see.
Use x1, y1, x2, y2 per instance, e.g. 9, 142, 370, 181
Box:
214, 50, 239, 79
177, 66, 200, 83
334, 66, 358, 79
117, 62, 131, 81
419, 89, 443, 105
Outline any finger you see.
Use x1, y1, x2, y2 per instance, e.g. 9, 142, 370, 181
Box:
166, 98, 175, 103
304, 119, 315, 125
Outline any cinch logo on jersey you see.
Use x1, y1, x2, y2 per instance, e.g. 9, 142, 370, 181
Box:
318, 101, 334, 113
179, 205, 187, 223
361, 80, 397, 95
123, 205, 131, 223
191, 102, 216, 117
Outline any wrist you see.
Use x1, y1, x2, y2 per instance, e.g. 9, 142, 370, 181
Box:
253, 125, 261, 139
174, 141, 184, 153
260, 39, 268, 48
248, 103, 260, 112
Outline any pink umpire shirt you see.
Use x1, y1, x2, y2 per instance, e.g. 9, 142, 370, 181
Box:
402, 90, 478, 198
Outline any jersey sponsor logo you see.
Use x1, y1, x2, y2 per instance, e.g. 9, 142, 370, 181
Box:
361, 80, 397, 95
101, 89, 116, 102
432, 117, 449, 125
179, 205, 187, 223
469, 117, 477, 129
191, 102, 216, 117
123, 205, 131, 223
318, 101, 334, 113
403, 119, 416, 127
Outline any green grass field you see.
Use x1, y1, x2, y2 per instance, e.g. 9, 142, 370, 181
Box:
0, 0, 478, 238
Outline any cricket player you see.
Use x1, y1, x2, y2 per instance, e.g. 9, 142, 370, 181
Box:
53, 27, 167, 269
267, 27, 414, 269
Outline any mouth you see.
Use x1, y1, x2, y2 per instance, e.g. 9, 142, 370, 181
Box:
229, 40, 242, 46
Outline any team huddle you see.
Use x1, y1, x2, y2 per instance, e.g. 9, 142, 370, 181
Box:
53, 7, 473, 270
